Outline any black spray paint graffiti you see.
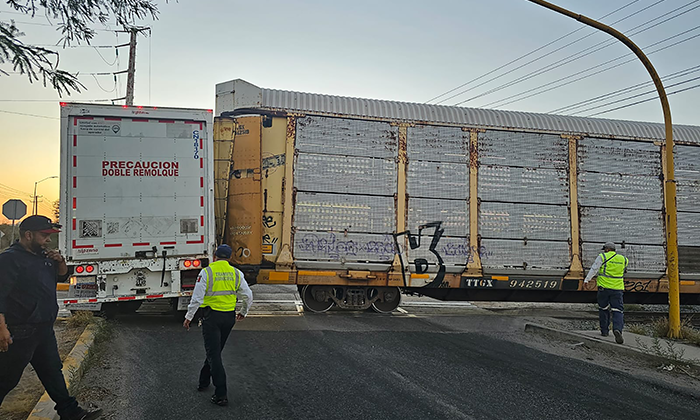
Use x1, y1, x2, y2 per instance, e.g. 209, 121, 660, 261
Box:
393, 221, 446, 288
262, 215, 277, 228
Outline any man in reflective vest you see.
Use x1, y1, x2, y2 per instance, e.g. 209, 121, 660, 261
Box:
584, 242, 628, 344
183, 244, 253, 406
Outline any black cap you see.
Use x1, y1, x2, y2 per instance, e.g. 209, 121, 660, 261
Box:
215, 244, 233, 259
19, 215, 61, 233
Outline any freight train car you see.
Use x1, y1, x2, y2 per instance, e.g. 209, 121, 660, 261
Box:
213, 79, 700, 312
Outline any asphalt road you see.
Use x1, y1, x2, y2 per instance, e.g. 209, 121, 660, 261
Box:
76, 287, 700, 420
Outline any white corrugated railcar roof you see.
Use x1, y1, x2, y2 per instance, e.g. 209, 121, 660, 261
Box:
215, 79, 700, 144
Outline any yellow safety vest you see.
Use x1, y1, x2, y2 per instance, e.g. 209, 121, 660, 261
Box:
597, 251, 628, 290
201, 260, 240, 312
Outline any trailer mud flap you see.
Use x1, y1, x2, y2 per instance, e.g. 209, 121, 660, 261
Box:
177, 296, 192, 311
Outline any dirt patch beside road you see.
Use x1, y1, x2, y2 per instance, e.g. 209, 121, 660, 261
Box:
0, 319, 86, 420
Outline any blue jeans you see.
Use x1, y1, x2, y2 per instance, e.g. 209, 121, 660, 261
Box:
0, 323, 81, 418
598, 287, 624, 333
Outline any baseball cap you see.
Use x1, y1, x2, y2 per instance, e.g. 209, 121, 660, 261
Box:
215, 244, 233, 259
602, 241, 616, 251
19, 215, 61, 233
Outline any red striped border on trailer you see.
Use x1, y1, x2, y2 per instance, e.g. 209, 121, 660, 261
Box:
104, 243, 122, 248
133, 242, 150, 247
186, 235, 204, 244
185, 121, 203, 130
72, 240, 93, 249
64, 291, 192, 306
160, 241, 177, 245
104, 117, 121, 121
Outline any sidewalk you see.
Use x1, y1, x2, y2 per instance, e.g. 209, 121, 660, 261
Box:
577, 329, 700, 365
526, 323, 700, 367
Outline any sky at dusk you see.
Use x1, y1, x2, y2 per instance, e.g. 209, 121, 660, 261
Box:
1, 0, 699, 223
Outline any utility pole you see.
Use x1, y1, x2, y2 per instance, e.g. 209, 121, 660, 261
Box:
125, 28, 137, 106
528, 0, 681, 338
114, 27, 149, 105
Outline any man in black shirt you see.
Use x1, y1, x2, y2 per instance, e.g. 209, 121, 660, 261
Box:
0, 215, 102, 420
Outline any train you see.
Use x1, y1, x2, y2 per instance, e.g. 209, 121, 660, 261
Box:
212, 79, 700, 312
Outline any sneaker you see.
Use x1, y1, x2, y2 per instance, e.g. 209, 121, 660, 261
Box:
61, 408, 103, 420
601, 331, 609, 337
197, 384, 209, 392
211, 395, 228, 406
613, 330, 624, 344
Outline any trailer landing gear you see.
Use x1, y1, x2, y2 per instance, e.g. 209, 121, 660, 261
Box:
300, 285, 401, 313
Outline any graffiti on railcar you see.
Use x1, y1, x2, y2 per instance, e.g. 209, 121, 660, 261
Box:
296, 232, 397, 260
393, 221, 446, 288
624, 280, 653, 292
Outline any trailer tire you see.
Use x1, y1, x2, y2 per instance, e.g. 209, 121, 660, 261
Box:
117, 300, 143, 314
98, 302, 119, 319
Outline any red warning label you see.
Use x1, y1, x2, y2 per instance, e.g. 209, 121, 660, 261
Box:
102, 160, 180, 177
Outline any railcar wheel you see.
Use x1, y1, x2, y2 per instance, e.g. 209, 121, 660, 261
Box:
371, 287, 402, 313
302, 285, 335, 313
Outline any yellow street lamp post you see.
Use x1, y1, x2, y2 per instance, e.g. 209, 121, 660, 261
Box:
528, 0, 681, 337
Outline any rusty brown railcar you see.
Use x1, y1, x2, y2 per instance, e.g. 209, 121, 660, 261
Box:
213, 79, 700, 312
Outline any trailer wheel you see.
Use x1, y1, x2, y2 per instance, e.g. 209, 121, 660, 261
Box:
117, 300, 143, 314
371, 287, 402, 313
98, 302, 119, 319
301, 285, 335, 313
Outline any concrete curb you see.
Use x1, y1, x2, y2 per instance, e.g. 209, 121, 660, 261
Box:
524, 323, 700, 368
26, 323, 98, 420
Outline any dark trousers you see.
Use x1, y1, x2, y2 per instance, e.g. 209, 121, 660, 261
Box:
0, 323, 80, 417
198, 309, 236, 398
598, 287, 624, 333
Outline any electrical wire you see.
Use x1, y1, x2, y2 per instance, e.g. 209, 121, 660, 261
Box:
33, 44, 116, 48
585, 82, 700, 117
0, 109, 58, 119
425, 0, 646, 103
91, 74, 116, 92
453, 1, 700, 106
571, 75, 700, 115
92, 47, 118, 66
480, 26, 700, 108
4, 72, 114, 76
433, 0, 672, 105
549, 64, 700, 114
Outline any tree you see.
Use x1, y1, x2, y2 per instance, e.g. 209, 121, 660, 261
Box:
1, 1, 160, 96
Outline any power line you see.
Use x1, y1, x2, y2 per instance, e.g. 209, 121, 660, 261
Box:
92, 74, 117, 93
0, 98, 114, 102
5, 19, 119, 32
453, 1, 700, 106
0, 183, 33, 197
433, 0, 670, 105
0, 109, 57, 119
481, 26, 700, 108
33, 44, 116, 49
92, 47, 118, 66
425, 0, 645, 103
4, 72, 116, 76
549, 64, 700, 114
571, 74, 700, 115
586, 82, 700, 117
0, 10, 46, 18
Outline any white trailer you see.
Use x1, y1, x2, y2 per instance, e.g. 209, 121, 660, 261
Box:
59, 103, 214, 315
